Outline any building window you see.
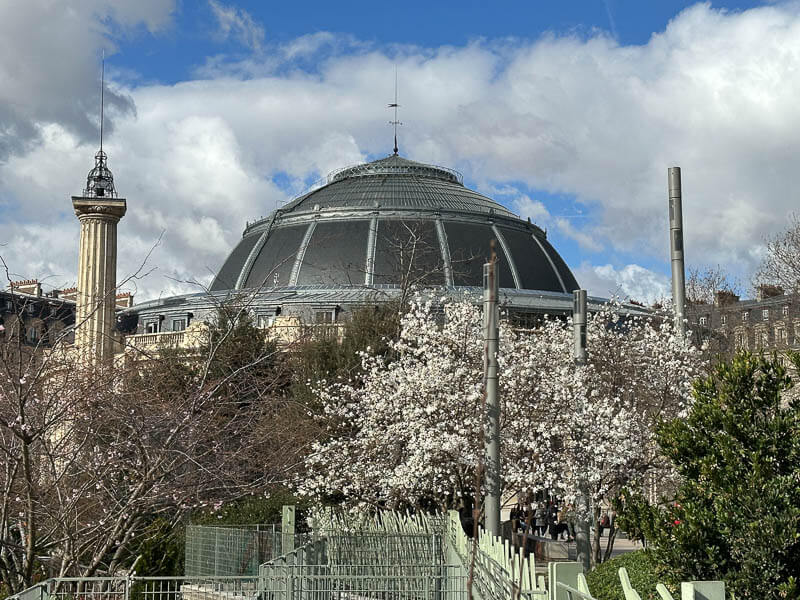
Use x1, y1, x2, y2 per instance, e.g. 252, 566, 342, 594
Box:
145, 321, 159, 334
783, 305, 790, 317
26, 327, 38, 343
315, 310, 335, 324
737, 333, 745, 348
742, 311, 749, 322
699, 316, 708, 326
763, 308, 770, 321
776, 327, 786, 343
172, 318, 187, 332
721, 314, 727, 325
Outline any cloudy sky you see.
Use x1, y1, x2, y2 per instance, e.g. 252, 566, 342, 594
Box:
0, 0, 795, 303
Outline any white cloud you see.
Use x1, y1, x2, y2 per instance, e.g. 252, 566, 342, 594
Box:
574, 263, 670, 305
0, 0, 175, 158
208, 0, 264, 52
4, 2, 800, 302
554, 217, 603, 253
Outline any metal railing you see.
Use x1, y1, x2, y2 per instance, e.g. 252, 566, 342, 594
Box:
555, 582, 596, 600
260, 565, 467, 600
9, 576, 259, 600
9, 573, 468, 600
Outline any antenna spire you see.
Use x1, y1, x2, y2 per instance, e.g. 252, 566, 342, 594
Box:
81, 49, 116, 198
388, 65, 402, 155
100, 49, 105, 152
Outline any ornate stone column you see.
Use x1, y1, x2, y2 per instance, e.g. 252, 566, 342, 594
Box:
72, 150, 126, 364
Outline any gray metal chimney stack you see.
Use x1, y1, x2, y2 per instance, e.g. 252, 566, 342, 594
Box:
668, 167, 686, 338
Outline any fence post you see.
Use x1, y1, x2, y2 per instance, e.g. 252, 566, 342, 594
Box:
680, 581, 725, 600
282, 505, 296, 554
214, 527, 220, 576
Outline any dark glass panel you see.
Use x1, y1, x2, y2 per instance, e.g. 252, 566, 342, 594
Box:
243, 225, 307, 289
541, 238, 580, 292
373, 220, 446, 286
497, 228, 563, 292
444, 222, 514, 288
296, 220, 370, 286
210, 233, 260, 291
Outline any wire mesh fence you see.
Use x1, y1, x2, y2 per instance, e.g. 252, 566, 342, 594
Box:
259, 564, 467, 600
185, 525, 305, 576
324, 534, 443, 569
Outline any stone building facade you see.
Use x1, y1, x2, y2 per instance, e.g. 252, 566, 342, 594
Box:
0, 281, 76, 347
686, 286, 800, 356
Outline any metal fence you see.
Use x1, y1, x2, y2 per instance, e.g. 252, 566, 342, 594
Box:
185, 525, 306, 576
11, 572, 466, 600
260, 565, 466, 600
324, 534, 443, 569
8, 577, 259, 600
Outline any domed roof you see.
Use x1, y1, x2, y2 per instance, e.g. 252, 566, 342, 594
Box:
210, 155, 579, 295
278, 155, 516, 218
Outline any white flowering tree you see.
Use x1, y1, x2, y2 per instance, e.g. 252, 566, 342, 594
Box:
301, 295, 702, 551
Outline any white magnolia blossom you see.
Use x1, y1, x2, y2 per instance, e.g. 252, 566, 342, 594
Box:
300, 295, 703, 511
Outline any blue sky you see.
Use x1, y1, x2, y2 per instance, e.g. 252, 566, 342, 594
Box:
114, 1, 761, 82
0, 0, 795, 302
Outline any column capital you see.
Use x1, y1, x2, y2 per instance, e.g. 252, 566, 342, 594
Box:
72, 197, 127, 221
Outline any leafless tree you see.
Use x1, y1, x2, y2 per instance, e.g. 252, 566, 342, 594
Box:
686, 265, 741, 305
755, 213, 800, 293
0, 284, 318, 592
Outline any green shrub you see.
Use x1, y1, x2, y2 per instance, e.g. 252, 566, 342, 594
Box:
585, 550, 670, 600
626, 351, 800, 600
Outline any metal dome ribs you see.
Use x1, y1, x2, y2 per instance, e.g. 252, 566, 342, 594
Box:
210, 155, 578, 295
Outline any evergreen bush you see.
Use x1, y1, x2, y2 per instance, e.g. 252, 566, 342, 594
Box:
625, 351, 800, 600
585, 550, 665, 600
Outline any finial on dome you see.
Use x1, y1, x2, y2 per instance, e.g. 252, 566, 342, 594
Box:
388, 65, 402, 156
81, 50, 117, 198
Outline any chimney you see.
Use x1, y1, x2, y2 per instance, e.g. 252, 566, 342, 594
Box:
115, 292, 134, 309
757, 284, 784, 301
714, 290, 740, 307
60, 287, 78, 303
9, 279, 42, 297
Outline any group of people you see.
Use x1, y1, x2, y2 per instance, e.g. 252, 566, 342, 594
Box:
509, 501, 574, 541
509, 501, 616, 542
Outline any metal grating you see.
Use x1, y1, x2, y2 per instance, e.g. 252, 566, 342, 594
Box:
185, 525, 285, 577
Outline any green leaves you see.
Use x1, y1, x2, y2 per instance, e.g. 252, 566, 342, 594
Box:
631, 351, 800, 600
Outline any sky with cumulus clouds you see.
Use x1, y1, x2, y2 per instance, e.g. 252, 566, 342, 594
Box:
0, 0, 795, 303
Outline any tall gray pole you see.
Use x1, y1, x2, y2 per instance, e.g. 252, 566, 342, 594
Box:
483, 249, 501, 536
668, 167, 686, 338
573, 290, 587, 365
572, 290, 591, 572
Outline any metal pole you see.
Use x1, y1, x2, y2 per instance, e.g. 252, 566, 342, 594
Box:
573, 290, 587, 366
572, 289, 591, 573
483, 248, 501, 536
668, 167, 686, 338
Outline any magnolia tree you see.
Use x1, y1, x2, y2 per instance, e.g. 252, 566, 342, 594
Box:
301, 295, 703, 548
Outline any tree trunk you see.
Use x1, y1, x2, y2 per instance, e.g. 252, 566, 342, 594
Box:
603, 524, 617, 562
591, 506, 602, 566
